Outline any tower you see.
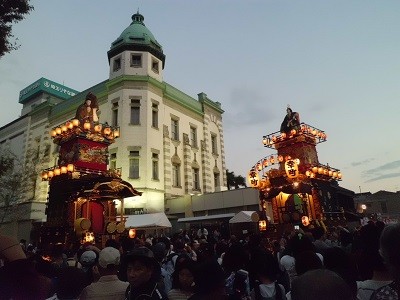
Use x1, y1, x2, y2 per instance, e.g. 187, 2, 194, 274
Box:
248, 107, 355, 233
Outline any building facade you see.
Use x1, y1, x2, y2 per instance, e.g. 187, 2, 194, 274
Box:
0, 12, 227, 240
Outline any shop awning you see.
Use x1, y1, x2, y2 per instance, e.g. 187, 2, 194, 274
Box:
125, 212, 172, 229
177, 213, 235, 223
229, 211, 260, 223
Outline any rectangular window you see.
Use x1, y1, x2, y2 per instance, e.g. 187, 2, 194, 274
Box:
152, 153, 159, 180
171, 119, 179, 141
214, 173, 220, 190
129, 151, 140, 179
152, 103, 158, 128
211, 133, 217, 154
190, 126, 197, 148
131, 54, 142, 67
112, 102, 119, 127
113, 57, 121, 71
110, 153, 117, 170
152, 59, 159, 73
130, 99, 140, 125
172, 164, 180, 187
193, 168, 200, 190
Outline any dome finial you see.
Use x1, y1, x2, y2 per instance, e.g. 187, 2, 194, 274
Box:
131, 9, 144, 24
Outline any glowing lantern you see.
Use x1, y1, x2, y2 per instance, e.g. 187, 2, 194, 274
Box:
263, 160, 269, 167
94, 124, 102, 132
113, 129, 120, 138
61, 125, 68, 132
281, 132, 287, 139
318, 167, 324, 174
285, 159, 299, 179
248, 171, 261, 188
67, 121, 73, 130
302, 216, 310, 226
312, 166, 318, 173
332, 171, 338, 178
306, 170, 311, 177
257, 163, 262, 171
72, 119, 80, 127
48, 170, 54, 178
272, 135, 277, 142
56, 127, 62, 135
258, 220, 267, 232
84, 121, 91, 131
295, 158, 300, 165
337, 172, 342, 179
291, 129, 296, 135
323, 169, 328, 176
129, 228, 136, 239
51, 130, 57, 137
270, 156, 275, 164
328, 170, 333, 177
310, 172, 316, 178
67, 164, 75, 172
278, 155, 284, 162
54, 168, 61, 176
60, 166, 67, 174
41, 172, 48, 180
103, 127, 111, 136
312, 130, 317, 136
262, 137, 268, 145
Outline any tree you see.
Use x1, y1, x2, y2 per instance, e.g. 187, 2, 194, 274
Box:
226, 169, 247, 190
0, 0, 34, 58
0, 148, 39, 224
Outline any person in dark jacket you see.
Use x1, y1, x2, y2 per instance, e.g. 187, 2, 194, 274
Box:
120, 246, 168, 300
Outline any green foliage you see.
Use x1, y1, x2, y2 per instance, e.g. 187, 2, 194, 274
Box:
0, 148, 39, 224
0, 0, 34, 57
226, 169, 247, 190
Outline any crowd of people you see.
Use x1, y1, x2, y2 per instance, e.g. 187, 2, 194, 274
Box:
1, 221, 400, 300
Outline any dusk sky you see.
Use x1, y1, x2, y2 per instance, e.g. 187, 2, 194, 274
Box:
1, 1, 399, 194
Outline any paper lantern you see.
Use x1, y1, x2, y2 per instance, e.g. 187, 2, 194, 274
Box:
60, 166, 67, 174
84, 121, 91, 131
56, 127, 62, 135
72, 119, 80, 127
103, 127, 112, 135
51, 130, 57, 137
54, 168, 61, 176
67, 164, 75, 172
113, 129, 120, 138
129, 228, 136, 239
248, 171, 260, 188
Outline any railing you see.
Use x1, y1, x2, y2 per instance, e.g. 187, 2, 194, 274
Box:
262, 122, 327, 149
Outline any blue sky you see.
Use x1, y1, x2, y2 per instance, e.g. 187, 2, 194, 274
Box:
1, 0, 399, 193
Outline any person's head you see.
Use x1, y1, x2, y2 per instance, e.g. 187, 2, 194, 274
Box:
172, 259, 196, 291
79, 250, 97, 272
56, 267, 87, 299
379, 223, 400, 279
193, 260, 226, 296
295, 250, 323, 276
252, 251, 280, 282
312, 226, 326, 241
291, 269, 353, 300
152, 242, 167, 263
85, 92, 98, 108
98, 246, 120, 274
120, 247, 160, 288
105, 239, 121, 251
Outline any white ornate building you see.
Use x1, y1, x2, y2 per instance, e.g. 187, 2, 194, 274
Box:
0, 12, 228, 240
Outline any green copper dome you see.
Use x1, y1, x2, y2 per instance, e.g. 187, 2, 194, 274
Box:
107, 12, 165, 68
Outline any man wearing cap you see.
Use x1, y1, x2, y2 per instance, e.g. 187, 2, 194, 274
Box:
120, 246, 168, 300
79, 247, 129, 300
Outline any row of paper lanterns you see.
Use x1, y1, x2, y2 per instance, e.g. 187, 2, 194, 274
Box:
41, 164, 75, 181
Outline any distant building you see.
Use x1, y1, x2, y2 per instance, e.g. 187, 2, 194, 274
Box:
354, 190, 400, 224
0, 12, 227, 240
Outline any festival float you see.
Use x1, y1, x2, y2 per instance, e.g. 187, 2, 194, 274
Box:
40, 92, 141, 246
248, 106, 356, 234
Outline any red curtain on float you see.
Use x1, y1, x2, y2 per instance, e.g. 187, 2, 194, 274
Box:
81, 201, 104, 234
